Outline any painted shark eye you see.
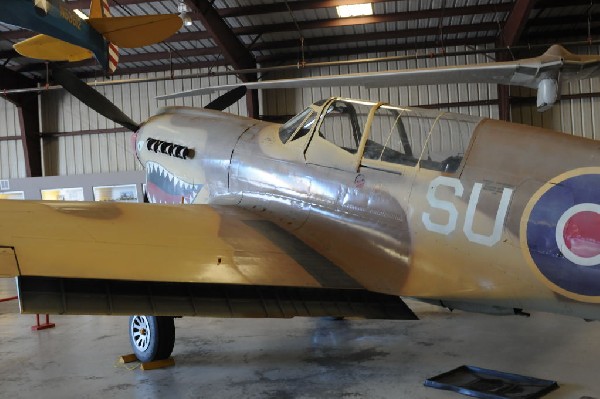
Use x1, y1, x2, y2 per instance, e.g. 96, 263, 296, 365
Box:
137, 141, 144, 152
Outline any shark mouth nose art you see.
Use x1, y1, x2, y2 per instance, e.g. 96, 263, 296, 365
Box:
146, 161, 203, 204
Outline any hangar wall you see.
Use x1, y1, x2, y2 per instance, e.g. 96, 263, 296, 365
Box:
511, 84, 600, 140
0, 100, 26, 179
2, 45, 600, 178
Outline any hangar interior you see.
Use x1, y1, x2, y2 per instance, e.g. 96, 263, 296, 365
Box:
0, 0, 599, 180
2, 1, 600, 398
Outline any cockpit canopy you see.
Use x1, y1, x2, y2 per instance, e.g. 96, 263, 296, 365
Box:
279, 97, 482, 174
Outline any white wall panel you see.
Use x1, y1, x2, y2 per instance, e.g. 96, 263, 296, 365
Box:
0, 98, 26, 179
512, 86, 600, 139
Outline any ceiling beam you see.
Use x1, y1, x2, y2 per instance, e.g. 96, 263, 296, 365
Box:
183, 0, 256, 73
0, 30, 34, 41
15, 20, 502, 75
0, 2, 513, 41
64, 0, 593, 16
2, 1, 593, 43
18, 23, 498, 77
535, 0, 590, 6
233, 4, 513, 36
0, 49, 19, 60
67, 0, 145, 8
222, 0, 596, 17
524, 27, 600, 43
251, 22, 501, 51
497, 0, 537, 48
162, 17, 503, 45
16, 47, 224, 73
184, 0, 258, 117
68, 0, 395, 14
527, 14, 600, 28
256, 36, 496, 64
217, 0, 393, 18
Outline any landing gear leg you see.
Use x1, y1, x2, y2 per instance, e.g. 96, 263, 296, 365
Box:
129, 315, 175, 362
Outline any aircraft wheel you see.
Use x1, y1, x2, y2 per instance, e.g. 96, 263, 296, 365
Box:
129, 315, 175, 362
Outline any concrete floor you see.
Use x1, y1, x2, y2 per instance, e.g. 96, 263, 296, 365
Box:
1, 278, 599, 399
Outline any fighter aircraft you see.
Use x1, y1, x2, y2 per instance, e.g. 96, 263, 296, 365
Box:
1, 0, 182, 73
2, 45, 600, 363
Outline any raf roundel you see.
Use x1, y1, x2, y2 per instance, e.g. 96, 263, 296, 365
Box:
521, 169, 600, 302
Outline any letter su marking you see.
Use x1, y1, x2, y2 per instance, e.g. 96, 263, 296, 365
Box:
422, 176, 514, 247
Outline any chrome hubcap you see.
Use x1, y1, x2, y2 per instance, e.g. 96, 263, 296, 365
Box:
131, 315, 151, 352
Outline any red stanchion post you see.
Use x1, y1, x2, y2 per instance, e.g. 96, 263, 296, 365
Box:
31, 314, 56, 331
0, 296, 56, 331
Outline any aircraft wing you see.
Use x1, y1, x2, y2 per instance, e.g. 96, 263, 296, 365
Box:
13, 34, 93, 62
88, 15, 183, 48
157, 44, 600, 101
0, 200, 358, 289
0, 200, 419, 319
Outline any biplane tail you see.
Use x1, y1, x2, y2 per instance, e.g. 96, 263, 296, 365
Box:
89, 0, 119, 73
86, 0, 182, 54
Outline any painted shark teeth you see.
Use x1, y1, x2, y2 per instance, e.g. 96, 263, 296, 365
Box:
145, 161, 203, 204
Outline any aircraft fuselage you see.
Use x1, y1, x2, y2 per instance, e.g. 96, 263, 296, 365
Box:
137, 97, 600, 320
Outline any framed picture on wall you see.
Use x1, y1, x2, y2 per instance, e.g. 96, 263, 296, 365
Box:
0, 191, 24, 200
41, 187, 85, 201
93, 184, 139, 203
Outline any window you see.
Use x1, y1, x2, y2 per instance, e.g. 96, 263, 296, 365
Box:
364, 107, 418, 166
363, 105, 480, 173
290, 111, 317, 142
419, 116, 477, 173
317, 100, 372, 153
279, 107, 315, 143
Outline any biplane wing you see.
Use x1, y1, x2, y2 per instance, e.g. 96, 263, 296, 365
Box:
14, 33, 93, 62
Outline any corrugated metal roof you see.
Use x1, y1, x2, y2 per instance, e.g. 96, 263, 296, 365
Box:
0, 0, 596, 80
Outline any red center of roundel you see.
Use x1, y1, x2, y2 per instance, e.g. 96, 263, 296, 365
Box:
563, 211, 600, 258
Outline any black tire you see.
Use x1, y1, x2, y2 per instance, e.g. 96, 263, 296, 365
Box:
129, 315, 175, 362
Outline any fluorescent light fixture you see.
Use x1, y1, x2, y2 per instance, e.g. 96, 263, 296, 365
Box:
182, 15, 193, 26
336, 3, 373, 18
73, 9, 89, 20
178, 0, 193, 26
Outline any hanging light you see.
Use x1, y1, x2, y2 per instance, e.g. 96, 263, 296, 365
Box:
178, 0, 193, 26
336, 3, 373, 18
